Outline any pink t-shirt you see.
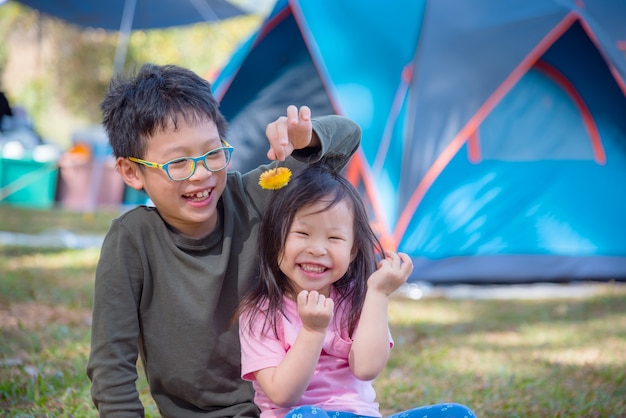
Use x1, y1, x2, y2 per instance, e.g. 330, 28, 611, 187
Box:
239, 289, 391, 418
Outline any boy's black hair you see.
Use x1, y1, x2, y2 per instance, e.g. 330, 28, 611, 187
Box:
239, 161, 384, 338
100, 63, 228, 159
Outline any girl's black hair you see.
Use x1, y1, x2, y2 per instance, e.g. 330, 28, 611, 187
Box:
238, 161, 384, 338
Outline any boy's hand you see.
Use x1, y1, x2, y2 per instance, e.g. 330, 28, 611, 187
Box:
266, 105, 313, 161
367, 251, 413, 296
296, 290, 333, 333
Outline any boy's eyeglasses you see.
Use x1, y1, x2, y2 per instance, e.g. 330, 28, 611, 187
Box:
128, 140, 234, 181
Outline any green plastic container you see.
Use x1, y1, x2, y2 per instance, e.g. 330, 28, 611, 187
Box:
0, 156, 59, 209
123, 185, 148, 205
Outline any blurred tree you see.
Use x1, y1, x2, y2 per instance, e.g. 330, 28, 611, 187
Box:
53, 25, 117, 120
0, 1, 260, 145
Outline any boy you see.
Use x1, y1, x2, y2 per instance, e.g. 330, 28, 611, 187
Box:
86, 63, 361, 417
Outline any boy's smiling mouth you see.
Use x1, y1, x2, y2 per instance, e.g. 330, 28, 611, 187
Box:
183, 189, 211, 202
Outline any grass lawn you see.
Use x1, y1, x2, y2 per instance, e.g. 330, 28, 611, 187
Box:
1, 204, 625, 417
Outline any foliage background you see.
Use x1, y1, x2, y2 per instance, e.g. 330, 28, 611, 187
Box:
0, 1, 264, 148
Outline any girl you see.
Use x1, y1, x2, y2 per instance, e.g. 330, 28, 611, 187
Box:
238, 162, 476, 418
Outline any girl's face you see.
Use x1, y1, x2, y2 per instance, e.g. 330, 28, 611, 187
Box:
279, 199, 356, 298
118, 118, 227, 239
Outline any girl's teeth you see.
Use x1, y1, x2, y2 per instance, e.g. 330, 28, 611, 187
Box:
301, 264, 325, 273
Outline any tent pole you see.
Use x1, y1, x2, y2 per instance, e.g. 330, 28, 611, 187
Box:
113, 0, 137, 75
188, 0, 220, 21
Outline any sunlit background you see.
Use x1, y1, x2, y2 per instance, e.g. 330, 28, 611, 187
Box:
0, 0, 272, 147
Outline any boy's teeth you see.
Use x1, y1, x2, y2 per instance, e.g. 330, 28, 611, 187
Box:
187, 190, 209, 198
185, 190, 210, 200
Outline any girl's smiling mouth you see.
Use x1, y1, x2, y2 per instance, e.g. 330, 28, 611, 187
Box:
299, 263, 328, 274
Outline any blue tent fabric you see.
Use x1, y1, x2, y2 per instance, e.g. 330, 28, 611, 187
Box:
9, 0, 246, 30
214, 0, 626, 284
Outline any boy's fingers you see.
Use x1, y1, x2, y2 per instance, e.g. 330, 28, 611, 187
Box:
267, 122, 289, 161
286, 105, 298, 124
266, 106, 311, 161
276, 118, 289, 147
299, 105, 311, 121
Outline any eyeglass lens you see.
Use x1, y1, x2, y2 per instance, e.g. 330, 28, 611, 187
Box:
167, 148, 231, 180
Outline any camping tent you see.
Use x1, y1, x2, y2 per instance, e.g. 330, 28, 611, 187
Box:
213, 0, 626, 284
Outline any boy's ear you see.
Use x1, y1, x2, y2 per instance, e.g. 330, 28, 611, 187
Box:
116, 157, 145, 190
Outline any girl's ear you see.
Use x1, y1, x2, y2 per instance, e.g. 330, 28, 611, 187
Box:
116, 157, 145, 190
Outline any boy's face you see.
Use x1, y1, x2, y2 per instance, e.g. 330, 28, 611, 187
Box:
118, 118, 227, 239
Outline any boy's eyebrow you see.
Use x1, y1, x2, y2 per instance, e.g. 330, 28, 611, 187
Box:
161, 138, 223, 156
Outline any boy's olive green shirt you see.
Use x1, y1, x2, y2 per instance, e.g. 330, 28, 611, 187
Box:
87, 115, 361, 417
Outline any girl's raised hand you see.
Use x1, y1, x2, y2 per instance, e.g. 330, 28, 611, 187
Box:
367, 251, 413, 296
265, 105, 313, 161
296, 290, 334, 333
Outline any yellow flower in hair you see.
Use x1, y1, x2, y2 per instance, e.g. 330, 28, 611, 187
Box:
259, 165, 292, 190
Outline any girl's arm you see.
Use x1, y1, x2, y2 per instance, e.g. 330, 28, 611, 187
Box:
349, 252, 413, 381
254, 290, 334, 407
